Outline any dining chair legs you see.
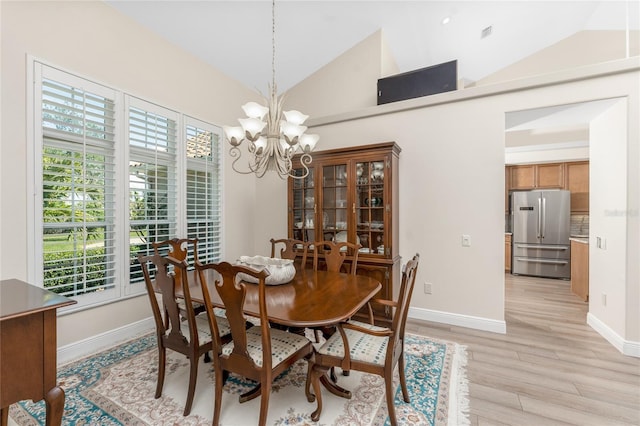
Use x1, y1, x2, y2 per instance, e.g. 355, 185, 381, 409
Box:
398, 354, 410, 403
385, 374, 397, 426
213, 368, 224, 426
259, 389, 270, 426
184, 355, 200, 416
155, 346, 166, 399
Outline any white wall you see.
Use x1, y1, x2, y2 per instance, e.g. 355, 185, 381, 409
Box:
285, 30, 398, 118
0, 1, 259, 347
588, 100, 630, 338
475, 30, 639, 86
289, 58, 640, 343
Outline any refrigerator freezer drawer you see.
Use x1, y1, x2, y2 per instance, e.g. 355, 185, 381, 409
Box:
513, 243, 570, 260
512, 256, 571, 279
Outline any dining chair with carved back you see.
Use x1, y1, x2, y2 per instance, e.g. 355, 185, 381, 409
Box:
270, 237, 310, 270
307, 253, 420, 425
152, 238, 205, 322
137, 253, 232, 416
312, 240, 361, 275
310, 240, 362, 343
195, 261, 315, 426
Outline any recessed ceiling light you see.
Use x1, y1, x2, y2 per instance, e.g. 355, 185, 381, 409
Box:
441, 16, 451, 25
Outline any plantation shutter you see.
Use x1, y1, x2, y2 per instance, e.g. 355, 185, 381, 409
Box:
40, 75, 117, 298
127, 101, 179, 283
185, 118, 223, 264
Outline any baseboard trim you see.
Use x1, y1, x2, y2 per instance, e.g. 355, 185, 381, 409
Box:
409, 307, 506, 334
587, 312, 640, 358
57, 317, 155, 365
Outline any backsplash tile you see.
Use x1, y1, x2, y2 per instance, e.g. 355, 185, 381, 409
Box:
570, 214, 589, 236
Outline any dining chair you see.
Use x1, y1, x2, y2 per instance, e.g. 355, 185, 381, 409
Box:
312, 240, 361, 275
270, 237, 309, 269
152, 237, 199, 289
307, 253, 420, 425
137, 253, 232, 416
195, 261, 315, 426
311, 240, 362, 342
152, 238, 208, 326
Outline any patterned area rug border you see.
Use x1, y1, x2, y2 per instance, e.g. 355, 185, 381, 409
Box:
10, 332, 468, 426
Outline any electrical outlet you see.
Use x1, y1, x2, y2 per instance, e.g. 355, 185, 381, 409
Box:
424, 282, 432, 294
462, 234, 471, 247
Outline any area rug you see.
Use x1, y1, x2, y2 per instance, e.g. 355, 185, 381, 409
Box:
10, 333, 468, 426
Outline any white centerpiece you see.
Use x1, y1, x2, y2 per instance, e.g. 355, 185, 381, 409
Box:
236, 255, 296, 285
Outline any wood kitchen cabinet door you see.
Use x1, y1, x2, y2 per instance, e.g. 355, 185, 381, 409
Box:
536, 163, 564, 188
508, 163, 564, 190
509, 165, 536, 189
565, 161, 589, 213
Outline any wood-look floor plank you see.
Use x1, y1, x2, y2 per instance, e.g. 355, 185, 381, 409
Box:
405, 273, 640, 426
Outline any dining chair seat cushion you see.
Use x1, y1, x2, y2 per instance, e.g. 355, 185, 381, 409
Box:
346, 319, 390, 332
178, 313, 231, 345
221, 326, 310, 367
318, 327, 390, 366
177, 300, 205, 312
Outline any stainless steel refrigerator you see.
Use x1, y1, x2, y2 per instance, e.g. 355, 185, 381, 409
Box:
511, 189, 571, 279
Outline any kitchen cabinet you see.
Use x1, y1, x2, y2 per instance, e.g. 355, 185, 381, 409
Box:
506, 161, 589, 213
565, 161, 589, 213
508, 163, 565, 190
289, 142, 401, 326
505, 234, 512, 272
570, 239, 589, 301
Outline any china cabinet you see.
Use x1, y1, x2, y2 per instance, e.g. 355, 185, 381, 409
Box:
288, 142, 401, 326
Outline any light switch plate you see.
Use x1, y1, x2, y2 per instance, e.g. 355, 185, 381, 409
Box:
462, 234, 471, 247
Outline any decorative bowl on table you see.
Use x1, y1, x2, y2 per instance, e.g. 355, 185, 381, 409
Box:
236, 255, 296, 285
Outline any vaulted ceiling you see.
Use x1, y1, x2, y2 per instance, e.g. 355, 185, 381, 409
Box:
106, 1, 637, 93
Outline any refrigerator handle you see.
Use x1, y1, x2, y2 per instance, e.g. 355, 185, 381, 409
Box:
537, 197, 542, 239
541, 196, 546, 239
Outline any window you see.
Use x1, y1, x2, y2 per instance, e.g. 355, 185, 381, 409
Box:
127, 101, 179, 288
31, 61, 223, 309
185, 118, 222, 264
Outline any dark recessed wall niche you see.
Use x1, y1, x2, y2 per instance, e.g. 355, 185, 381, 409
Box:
377, 60, 457, 105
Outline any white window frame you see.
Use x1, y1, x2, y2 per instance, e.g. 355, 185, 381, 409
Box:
27, 58, 223, 312
183, 116, 224, 265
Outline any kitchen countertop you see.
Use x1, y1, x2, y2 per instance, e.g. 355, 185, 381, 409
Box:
570, 235, 589, 244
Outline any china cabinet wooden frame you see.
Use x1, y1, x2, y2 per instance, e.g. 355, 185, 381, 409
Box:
288, 142, 401, 326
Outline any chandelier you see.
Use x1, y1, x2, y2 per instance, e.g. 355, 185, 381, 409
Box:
223, 0, 319, 179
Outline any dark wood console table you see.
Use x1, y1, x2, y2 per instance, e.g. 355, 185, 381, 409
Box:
0, 279, 76, 426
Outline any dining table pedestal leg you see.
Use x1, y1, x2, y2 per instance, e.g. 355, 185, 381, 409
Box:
309, 364, 352, 422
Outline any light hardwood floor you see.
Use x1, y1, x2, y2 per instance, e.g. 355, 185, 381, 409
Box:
405, 273, 640, 426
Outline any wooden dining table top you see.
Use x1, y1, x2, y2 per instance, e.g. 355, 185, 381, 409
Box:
188, 269, 382, 329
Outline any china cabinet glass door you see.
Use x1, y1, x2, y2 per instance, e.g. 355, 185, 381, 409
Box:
291, 168, 315, 244
355, 160, 386, 256
321, 164, 349, 245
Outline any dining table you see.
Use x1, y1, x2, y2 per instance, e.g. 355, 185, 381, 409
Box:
188, 267, 382, 330
187, 266, 382, 400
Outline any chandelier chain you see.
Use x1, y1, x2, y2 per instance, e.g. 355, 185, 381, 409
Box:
271, 0, 276, 98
